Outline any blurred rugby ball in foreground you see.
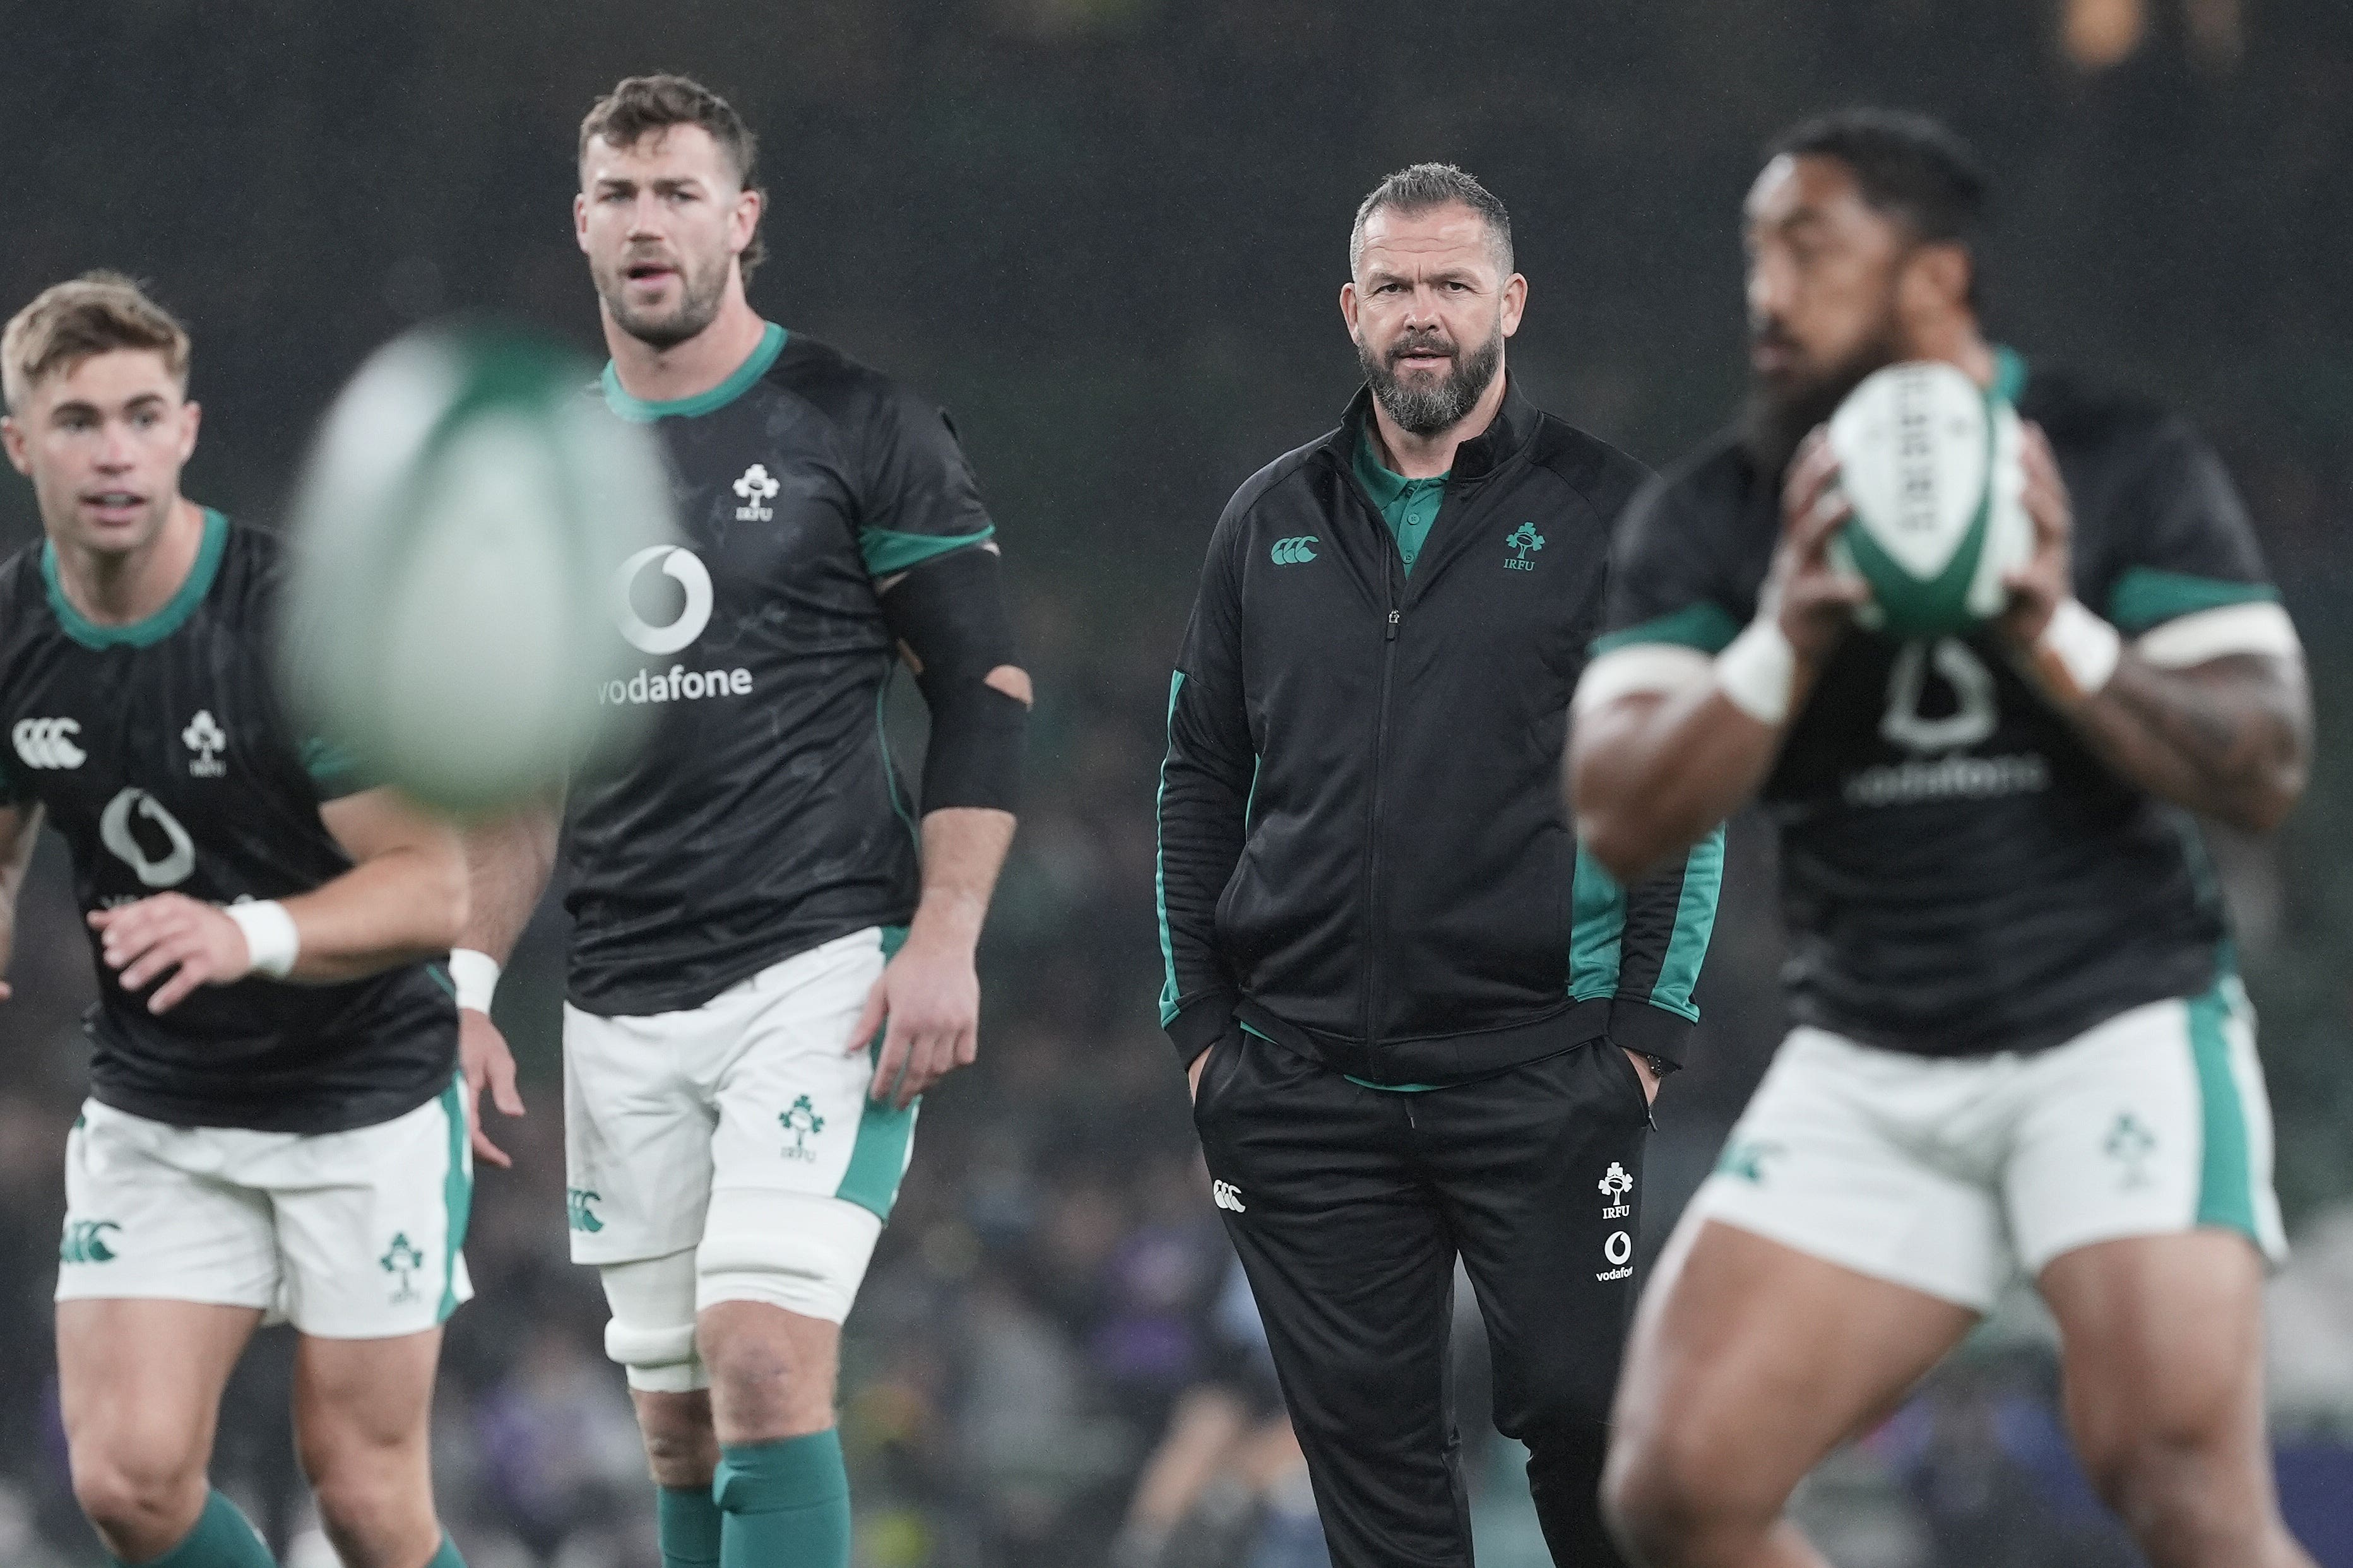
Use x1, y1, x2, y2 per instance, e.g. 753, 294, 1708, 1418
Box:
280, 325, 674, 813
1827, 360, 2029, 639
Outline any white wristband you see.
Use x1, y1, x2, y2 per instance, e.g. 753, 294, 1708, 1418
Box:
2035, 598, 2122, 702
225, 900, 300, 980
449, 948, 502, 1015
1714, 617, 1798, 727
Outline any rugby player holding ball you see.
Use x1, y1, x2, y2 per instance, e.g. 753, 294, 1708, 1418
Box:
1570, 111, 2314, 1568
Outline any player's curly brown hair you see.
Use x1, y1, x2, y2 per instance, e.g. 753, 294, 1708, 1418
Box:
579, 74, 768, 281
1, 272, 190, 414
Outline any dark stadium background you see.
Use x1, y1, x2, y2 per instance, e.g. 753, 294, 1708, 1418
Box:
4, 2, 2353, 1564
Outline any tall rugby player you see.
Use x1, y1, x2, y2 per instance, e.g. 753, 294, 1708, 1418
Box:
1569, 112, 2315, 1568
459, 76, 1029, 1568
0, 274, 474, 1568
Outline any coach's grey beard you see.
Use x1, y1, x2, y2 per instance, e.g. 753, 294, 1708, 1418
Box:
1361, 324, 1504, 436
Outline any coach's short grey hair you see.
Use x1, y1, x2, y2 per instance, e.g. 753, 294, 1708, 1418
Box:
1349, 163, 1514, 279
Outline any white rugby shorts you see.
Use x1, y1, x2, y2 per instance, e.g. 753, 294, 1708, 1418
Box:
1691, 978, 2287, 1312
54, 1077, 473, 1338
562, 926, 918, 1266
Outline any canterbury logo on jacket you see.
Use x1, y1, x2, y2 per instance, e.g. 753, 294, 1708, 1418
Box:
1155, 380, 1723, 1086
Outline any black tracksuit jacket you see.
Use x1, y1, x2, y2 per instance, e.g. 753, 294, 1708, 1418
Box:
1155, 381, 1722, 1087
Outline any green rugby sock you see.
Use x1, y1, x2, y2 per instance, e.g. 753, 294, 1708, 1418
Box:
658, 1481, 724, 1568
425, 1535, 468, 1567
111, 1490, 274, 1568
713, 1429, 851, 1568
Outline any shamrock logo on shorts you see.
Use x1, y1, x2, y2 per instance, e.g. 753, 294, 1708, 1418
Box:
1716, 1140, 1783, 1185
2104, 1112, 2157, 1189
381, 1232, 425, 1304
780, 1095, 826, 1162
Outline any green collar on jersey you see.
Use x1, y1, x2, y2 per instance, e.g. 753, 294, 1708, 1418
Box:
1991, 344, 2029, 404
601, 321, 788, 423
44, 507, 228, 651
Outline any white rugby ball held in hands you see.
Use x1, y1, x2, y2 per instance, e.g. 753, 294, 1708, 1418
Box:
1825, 359, 2029, 639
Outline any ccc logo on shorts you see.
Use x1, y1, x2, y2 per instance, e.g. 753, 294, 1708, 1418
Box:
1269, 536, 1319, 566
13, 716, 85, 770
59, 1220, 121, 1264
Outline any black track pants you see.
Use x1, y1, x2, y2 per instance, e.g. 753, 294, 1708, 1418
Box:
1192, 1029, 1651, 1568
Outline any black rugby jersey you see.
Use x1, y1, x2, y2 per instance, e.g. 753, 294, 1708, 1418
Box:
1597, 351, 2282, 1058
564, 324, 997, 1017
0, 511, 458, 1132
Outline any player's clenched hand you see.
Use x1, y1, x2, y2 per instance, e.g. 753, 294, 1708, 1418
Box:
88, 894, 253, 1013
2000, 422, 2074, 648
460, 1007, 526, 1169
845, 929, 980, 1110
1766, 428, 1873, 664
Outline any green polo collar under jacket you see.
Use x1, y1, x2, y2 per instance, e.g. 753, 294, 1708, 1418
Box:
1352, 428, 1450, 577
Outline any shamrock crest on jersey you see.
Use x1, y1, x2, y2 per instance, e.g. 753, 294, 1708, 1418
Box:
780, 1094, 826, 1162
733, 463, 780, 522
181, 709, 228, 777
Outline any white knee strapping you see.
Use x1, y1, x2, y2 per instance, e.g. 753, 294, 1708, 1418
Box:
600, 1249, 707, 1393
696, 1190, 883, 1326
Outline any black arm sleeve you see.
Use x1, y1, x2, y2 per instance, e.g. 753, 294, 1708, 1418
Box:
879, 545, 1026, 815
1156, 509, 1255, 1064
